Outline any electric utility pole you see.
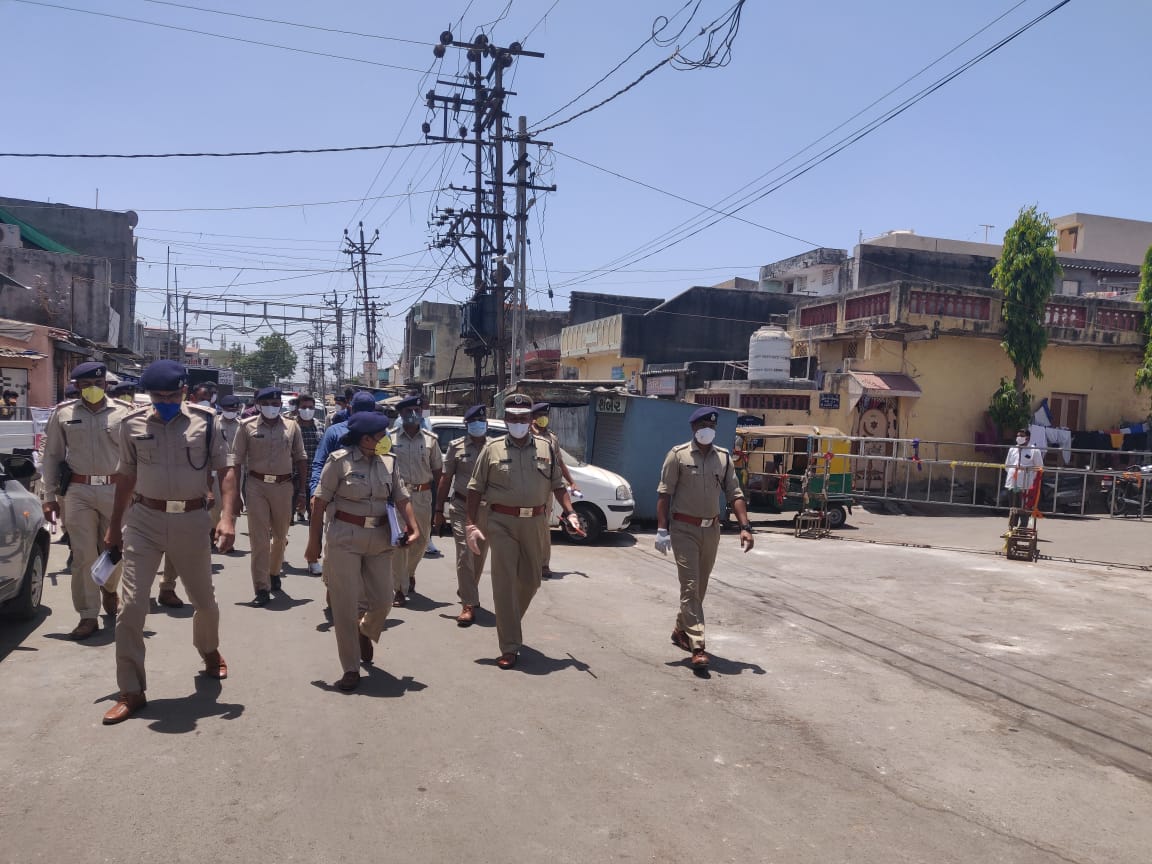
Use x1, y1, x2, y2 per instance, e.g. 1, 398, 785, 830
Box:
342, 222, 380, 384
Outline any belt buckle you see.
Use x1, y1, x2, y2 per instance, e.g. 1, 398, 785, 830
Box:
91, 475, 110, 485
263, 474, 278, 483
518, 507, 535, 518
363, 516, 382, 528
700, 517, 715, 527
164, 500, 187, 514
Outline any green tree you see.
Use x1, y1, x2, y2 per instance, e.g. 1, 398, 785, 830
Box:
989, 205, 1062, 431
1135, 244, 1152, 398
236, 334, 297, 387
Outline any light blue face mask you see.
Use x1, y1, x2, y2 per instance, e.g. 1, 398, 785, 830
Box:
467, 421, 487, 437
153, 402, 181, 422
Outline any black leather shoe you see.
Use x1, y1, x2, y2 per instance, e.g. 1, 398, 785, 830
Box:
271, 574, 282, 592
253, 589, 271, 607
336, 671, 360, 692
359, 633, 374, 664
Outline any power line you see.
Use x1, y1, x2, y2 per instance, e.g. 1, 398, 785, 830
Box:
0, 142, 445, 159
9, 0, 429, 72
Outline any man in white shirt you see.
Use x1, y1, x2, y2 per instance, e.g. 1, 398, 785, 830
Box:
1004, 428, 1044, 528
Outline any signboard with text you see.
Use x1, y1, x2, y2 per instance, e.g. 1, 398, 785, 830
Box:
819, 393, 840, 410
595, 394, 627, 414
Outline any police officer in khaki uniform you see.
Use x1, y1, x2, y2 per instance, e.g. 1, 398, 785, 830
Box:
101, 360, 239, 725
434, 404, 490, 626
655, 407, 754, 669
465, 393, 583, 669
233, 386, 308, 606
306, 412, 420, 691
41, 361, 130, 639
530, 402, 578, 579
388, 394, 442, 606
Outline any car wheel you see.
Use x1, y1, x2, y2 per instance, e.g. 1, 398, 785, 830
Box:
6, 544, 45, 620
563, 502, 604, 544
826, 505, 848, 530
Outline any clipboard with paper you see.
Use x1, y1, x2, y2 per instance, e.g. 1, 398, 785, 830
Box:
90, 547, 121, 587
387, 500, 407, 546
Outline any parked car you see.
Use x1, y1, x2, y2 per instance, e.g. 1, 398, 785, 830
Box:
427, 416, 635, 543
0, 453, 50, 620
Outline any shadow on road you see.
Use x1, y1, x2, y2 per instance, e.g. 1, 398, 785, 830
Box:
310, 667, 427, 698
404, 593, 452, 612
0, 605, 53, 662
436, 607, 495, 628
95, 677, 245, 733
664, 654, 766, 678
475, 646, 596, 677
235, 592, 313, 611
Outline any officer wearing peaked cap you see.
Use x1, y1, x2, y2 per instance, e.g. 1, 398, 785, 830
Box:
388, 393, 442, 606
41, 360, 130, 639
435, 403, 491, 626
465, 393, 583, 669
656, 406, 754, 670
101, 360, 240, 725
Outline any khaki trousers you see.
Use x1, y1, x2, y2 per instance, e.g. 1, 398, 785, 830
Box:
394, 489, 432, 593
450, 498, 488, 606
671, 520, 720, 651
63, 483, 121, 618
487, 510, 546, 655
115, 507, 219, 694
246, 479, 293, 590
323, 519, 395, 674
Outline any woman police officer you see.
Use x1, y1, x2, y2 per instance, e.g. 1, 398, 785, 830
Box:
305, 411, 420, 691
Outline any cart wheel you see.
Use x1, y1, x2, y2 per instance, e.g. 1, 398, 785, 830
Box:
826, 505, 847, 530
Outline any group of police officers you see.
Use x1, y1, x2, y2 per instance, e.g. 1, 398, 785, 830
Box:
39, 358, 752, 723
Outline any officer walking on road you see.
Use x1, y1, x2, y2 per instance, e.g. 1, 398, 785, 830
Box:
655, 407, 754, 669
305, 412, 420, 691
233, 386, 308, 606
388, 394, 442, 606
434, 404, 490, 626
465, 393, 583, 669
101, 360, 239, 725
530, 402, 578, 579
40, 361, 130, 640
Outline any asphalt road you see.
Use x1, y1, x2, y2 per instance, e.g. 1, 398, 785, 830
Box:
1, 511, 1150, 864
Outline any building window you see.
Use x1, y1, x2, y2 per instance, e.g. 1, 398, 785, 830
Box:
1057, 226, 1079, 253
1048, 392, 1086, 431
694, 393, 730, 408
738, 394, 811, 411
1061, 280, 1080, 296
794, 275, 808, 293
842, 341, 859, 359
822, 268, 835, 286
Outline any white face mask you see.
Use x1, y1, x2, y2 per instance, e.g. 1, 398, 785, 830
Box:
507, 422, 531, 439
297, 408, 315, 421
1016, 436, 1027, 446
694, 427, 717, 446
196, 400, 212, 408
222, 410, 238, 421
467, 421, 487, 437
259, 405, 281, 420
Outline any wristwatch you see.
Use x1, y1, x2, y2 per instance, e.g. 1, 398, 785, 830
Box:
739, 523, 754, 533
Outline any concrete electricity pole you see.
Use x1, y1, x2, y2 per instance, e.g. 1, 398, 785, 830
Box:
342, 223, 380, 384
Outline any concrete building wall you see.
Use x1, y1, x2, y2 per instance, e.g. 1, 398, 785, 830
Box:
1053, 213, 1152, 267
568, 291, 661, 325
0, 246, 113, 343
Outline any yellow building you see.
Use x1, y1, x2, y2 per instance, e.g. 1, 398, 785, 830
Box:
559, 314, 642, 384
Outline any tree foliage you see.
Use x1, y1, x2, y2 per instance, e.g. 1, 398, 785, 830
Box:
992, 205, 1062, 391
1135, 244, 1152, 398
235, 334, 297, 388
989, 377, 1032, 434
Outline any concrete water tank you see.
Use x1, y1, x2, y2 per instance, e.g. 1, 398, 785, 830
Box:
748, 326, 792, 382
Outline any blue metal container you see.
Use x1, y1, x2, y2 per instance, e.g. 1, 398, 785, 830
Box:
584, 393, 739, 521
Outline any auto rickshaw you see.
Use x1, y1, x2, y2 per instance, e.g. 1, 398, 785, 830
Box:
735, 425, 854, 528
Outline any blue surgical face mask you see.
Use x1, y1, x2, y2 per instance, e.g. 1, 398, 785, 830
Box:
153, 401, 181, 422
467, 421, 487, 437
402, 413, 421, 427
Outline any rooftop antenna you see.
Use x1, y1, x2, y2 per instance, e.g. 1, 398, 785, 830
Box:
980, 224, 995, 243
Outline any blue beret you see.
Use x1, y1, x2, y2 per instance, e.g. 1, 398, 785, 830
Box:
531, 402, 550, 413
255, 386, 281, 401
139, 360, 187, 392
396, 394, 424, 411
346, 411, 392, 439
64, 384, 80, 399
71, 361, 107, 380
464, 404, 486, 421
689, 407, 719, 424
350, 392, 377, 413
504, 393, 532, 412
109, 381, 135, 396
218, 394, 240, 408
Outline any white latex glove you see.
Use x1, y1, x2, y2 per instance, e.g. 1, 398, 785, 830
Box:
465, 523, 486, 556
654, 528, 671, 555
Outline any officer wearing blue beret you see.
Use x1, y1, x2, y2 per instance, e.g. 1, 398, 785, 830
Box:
388, 393, 442, 606
656, 407, 754, 670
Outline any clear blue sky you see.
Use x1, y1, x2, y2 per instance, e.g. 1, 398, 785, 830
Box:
2, 0, 1148, 377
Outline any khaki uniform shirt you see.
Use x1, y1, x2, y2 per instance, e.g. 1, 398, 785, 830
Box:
444, 436, 487, 498
658, 442, 744, 519
233, 415, 307, 475
41, 398, 131, 502
117, 404, 235, 500
468, 434, 564, 508
217, 415, 242, 454
316, 448, 409, 518
388, 427, 443, 487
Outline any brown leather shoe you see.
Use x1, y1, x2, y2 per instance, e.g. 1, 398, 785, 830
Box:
497, 652, 519, 670
69, 618, 99, 640
157, 589, 184, 608
670, 628, 692, 653
392, 590, 407, 608
359, 633, 374, 664
456, 604, 475, 627
102, 590, 119, 617
336, 670, 360, 692
102, 692, 146, 725
202, 650, 228, 680
690, 649, 710, 668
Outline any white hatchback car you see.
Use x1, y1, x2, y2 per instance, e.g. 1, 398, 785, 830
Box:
427, 417, 634, 544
